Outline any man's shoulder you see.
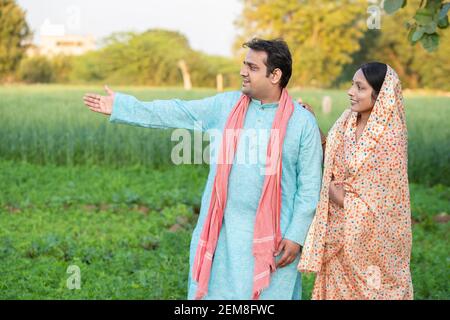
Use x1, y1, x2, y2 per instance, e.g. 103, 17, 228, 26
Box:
291, 100, 318, 128
214, 90, 242, 102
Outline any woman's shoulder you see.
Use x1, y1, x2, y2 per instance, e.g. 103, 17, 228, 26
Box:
327, 109, 353, 137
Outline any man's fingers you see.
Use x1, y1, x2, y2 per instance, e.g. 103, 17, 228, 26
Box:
274, 240, 286, 256
84, 93, 101, 100
276, 249, 292, 268
84, 101, 101, 112
83, 92, 111, 115
104, 85, 114, 96
83, 99, 95, 106
84, 97, 100, 105
276, 253, 294, 268
302, 103, 315, 115
83, 94, 99, 101
276, 253, 288, 268
83, 99, 99, 108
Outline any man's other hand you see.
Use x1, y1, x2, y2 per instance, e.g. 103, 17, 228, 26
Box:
275, 238, 302, 268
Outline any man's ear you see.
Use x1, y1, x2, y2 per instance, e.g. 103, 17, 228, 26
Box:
271, 68, 282, 86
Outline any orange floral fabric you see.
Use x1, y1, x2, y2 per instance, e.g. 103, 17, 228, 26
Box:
298, 66, 413, 300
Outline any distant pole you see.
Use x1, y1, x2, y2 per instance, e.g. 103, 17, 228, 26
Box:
322, 96, 332, 114
177, 60, 192, 91
216, 73, 223, 92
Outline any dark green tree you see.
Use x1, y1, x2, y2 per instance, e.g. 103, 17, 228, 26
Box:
341, 3, 450, 90
384, 0, 449, 52
18, 56, 53, 83
0, 0, 31, 80
234, 0, 368, 87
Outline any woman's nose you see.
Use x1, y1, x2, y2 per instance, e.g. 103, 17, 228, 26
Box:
347, 87, 354, 97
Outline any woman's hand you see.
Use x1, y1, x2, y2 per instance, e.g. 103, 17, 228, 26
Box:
299, 98, 316, 117
329, 181, 345, 208
299, 99, 327, 147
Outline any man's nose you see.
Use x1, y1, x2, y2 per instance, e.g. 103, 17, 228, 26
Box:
240, 66, 248, 77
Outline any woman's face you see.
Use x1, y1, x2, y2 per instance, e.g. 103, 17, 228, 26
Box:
347, 69, 376, 114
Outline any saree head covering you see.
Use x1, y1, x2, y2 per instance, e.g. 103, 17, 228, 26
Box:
298, 66, 413, 299
192, 89, 295, 300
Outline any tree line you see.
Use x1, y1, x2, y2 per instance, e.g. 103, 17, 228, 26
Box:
1, 0, 448, 90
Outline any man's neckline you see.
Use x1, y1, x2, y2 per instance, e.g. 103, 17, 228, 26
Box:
250, 98, 279, 108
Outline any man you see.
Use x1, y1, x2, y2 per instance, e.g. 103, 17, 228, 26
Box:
83, 38, 322, 300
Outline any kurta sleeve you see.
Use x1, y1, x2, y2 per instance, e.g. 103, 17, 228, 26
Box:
109, 92, 227, 131
284, 112, 323, 246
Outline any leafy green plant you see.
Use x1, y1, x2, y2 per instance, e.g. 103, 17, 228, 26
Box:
384, 0, 450, 52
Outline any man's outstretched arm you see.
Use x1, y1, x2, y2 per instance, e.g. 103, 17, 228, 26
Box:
83, 86, 227, 131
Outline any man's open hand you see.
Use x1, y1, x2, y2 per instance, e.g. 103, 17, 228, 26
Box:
275, 238, 302, 268
83, 85, 115, 115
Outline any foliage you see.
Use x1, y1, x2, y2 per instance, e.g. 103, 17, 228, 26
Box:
235, 0, 450, 90
0, 160, 447, 299
17, 56, 54, 83
384, 0, 450, 52
340, 4, 450, 91
0, 0, 31, 80
235, 0, 368, 87
50, 55, 74, 84
71, 29, 241, 88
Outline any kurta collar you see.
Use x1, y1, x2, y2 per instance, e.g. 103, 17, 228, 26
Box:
250, 98, 279, 109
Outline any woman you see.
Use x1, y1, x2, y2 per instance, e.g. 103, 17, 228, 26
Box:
298, 62, 413, 300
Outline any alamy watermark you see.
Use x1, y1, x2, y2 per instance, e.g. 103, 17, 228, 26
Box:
40, 5, 81, 37
66, 265, 81, 290
367, 0, 382, 30
170, 122, 282, 176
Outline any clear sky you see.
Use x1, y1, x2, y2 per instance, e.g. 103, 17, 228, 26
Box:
17, 0, 243, 57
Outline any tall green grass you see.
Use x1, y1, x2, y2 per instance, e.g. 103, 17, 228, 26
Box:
0, 85, 448, 185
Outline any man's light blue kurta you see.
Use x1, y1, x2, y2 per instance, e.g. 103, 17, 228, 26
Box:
109, 90, 323, 300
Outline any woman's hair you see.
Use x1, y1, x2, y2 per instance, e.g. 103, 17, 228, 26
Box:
359, 62, 388, 99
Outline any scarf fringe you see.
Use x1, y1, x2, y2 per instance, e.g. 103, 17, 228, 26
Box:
251, 255, 277, 300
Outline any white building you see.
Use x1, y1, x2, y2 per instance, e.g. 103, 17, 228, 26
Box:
27, 34, 96, 57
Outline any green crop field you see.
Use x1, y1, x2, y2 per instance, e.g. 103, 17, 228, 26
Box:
0, 85, 448, 299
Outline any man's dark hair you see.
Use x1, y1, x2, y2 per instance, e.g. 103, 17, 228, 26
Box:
243, 38, 292, 88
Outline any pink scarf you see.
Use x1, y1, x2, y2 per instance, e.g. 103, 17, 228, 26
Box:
192, 88, 295, 300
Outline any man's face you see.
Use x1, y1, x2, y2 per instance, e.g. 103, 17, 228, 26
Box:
240, 49, 272, 99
